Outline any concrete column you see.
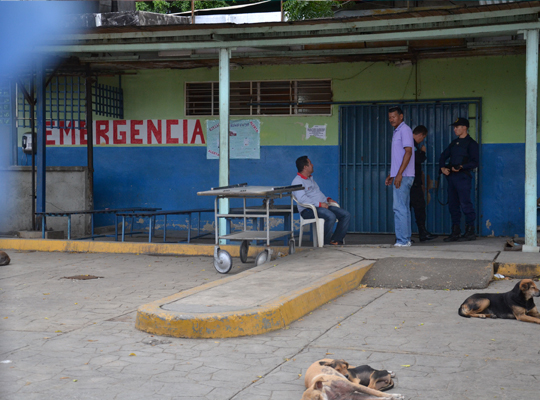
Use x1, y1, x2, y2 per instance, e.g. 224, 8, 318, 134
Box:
36, 57, 47, 215
523, 29, 539, 252
218, 48, 231, 241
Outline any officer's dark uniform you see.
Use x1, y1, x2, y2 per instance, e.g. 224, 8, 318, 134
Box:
438, 118, 479, 241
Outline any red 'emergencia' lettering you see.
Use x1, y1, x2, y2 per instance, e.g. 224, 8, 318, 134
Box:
131, 120, 143, 144
166, 120, 179, 144
59, 121, 76, 145
191, 120, 205, 144
80, 121, 87, 145
147, 120, 161, 144
45, 121, 55, 145
96, 121, 110, 145
39, 119, 207, 146
113, 120, 127, 144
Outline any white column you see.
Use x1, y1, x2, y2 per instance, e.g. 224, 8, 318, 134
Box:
523, 29, 539, 252
218, 48, 231, 242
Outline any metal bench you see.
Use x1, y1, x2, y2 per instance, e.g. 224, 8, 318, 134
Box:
36, 207, 161, 240
115, 209, 214, 243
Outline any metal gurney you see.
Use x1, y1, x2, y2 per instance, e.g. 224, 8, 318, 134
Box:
197, 183, 303, 273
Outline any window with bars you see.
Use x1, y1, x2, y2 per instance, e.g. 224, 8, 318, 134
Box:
185, 80, 332, 116
16, 76, 123, 128
17, 76, 86, 129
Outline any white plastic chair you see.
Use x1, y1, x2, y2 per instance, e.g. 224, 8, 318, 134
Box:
293, 196, 325, 248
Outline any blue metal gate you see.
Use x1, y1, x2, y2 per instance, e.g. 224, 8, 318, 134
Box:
339, 99, 481, 234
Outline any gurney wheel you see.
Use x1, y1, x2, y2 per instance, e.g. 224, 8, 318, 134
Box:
288, 239, 295, 255
214, 249, 233, 274
255, 250, 269, 266
240, 240, 249, 263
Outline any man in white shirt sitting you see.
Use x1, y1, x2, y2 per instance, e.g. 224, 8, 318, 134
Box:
292, 156, 351, 245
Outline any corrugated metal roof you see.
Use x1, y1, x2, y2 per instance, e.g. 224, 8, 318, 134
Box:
45, 1, 540, 74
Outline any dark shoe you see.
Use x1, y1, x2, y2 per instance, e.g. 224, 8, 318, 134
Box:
329, 240, 344, 246
458, 225, 476, 241
418, 225, 438, 242
443, 225, 461, 242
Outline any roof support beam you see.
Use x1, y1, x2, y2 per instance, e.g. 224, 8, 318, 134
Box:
39, 22, 540, 54
218, 48, 230, 243
523, 29, 539, 252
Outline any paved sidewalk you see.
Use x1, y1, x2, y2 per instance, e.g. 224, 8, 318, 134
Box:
1, 238, 539, 399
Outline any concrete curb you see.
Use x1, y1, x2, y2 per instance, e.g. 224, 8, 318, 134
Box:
494, 262, 540, 278
135, 260, 374, 339
0, 238, 297, 257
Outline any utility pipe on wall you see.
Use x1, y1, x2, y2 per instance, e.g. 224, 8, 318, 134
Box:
218, 48, 231, 241
523, 29, 539, 252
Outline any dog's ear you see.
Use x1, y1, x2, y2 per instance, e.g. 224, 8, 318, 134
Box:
314, 379, 324, 391
319, 361, 331, 366
520, 280, 531, 291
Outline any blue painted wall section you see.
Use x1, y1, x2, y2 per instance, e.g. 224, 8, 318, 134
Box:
22, 145, 339, 230
18, 142, 539, 238
480, 143, 540, 237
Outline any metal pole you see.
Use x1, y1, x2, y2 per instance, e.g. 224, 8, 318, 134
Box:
30, 73, 36, 230
85, 68, 94, 209
35, 57, 47, 220
10, 80, 17, 166
218, 48, 230, 243
523, 29, 539, 252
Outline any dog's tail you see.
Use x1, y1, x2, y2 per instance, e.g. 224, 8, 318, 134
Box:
458, 304, 470, 318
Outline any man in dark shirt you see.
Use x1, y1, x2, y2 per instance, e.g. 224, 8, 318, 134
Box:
411, 125, 437, 241
439, 117, 480, 242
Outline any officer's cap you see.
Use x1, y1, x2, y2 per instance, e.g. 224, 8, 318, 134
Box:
450, 117, 469, 128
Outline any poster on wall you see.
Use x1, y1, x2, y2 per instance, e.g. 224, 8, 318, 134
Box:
206, 119, 260, 159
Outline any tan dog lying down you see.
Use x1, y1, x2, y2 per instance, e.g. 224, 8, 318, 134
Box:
303, 359, 404, 400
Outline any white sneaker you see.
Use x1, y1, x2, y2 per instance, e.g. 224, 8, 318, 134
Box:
394, 241, 411, 247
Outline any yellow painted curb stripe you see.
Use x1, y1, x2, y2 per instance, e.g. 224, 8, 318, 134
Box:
0, 238, 299, 257
495, 262, 540, 278
135, 260, 373, 339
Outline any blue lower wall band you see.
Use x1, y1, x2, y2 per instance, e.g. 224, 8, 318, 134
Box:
18, 143, 539, 237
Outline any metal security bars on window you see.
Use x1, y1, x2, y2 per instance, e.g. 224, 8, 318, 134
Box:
186, 80, 332, 116
94, 81, 123, 119
16, 76, 123, 128
17, 76, 86, 129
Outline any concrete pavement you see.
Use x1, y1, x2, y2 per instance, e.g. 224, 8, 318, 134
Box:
1, 237, 540, 399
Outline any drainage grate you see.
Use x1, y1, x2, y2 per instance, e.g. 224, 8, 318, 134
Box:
62, 275, 103, 280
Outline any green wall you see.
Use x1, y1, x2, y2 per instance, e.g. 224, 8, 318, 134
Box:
118, 54, 535, 145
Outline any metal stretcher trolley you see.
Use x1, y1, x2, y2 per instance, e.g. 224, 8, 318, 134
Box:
197, 183, 302, 274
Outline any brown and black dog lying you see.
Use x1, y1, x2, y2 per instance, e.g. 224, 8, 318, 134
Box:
302, 359, 403, 400
0, 251, 10, 266
458, 279, 540, 324
347, 365, 395, 392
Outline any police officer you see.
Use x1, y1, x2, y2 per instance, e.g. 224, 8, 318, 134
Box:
439, 117, 479, 242
411, 125, 437, 241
